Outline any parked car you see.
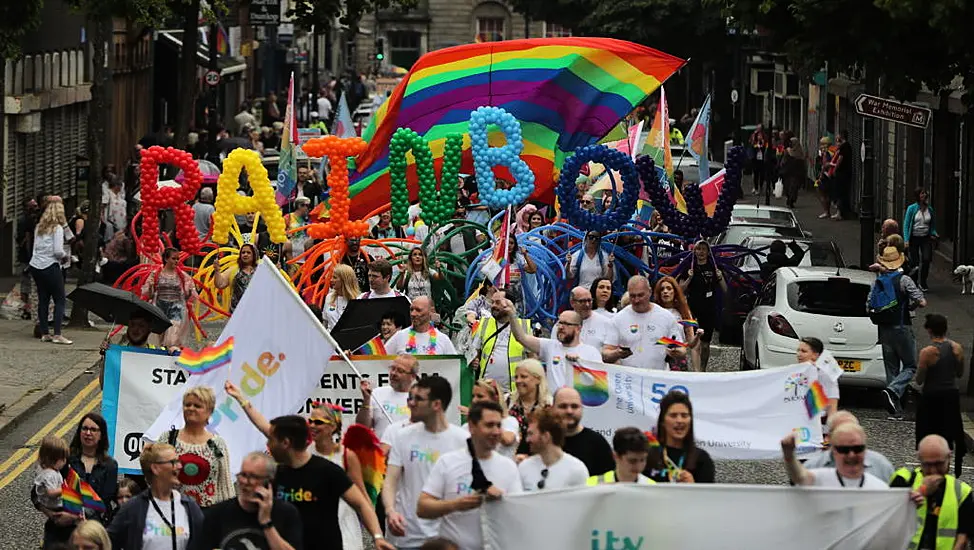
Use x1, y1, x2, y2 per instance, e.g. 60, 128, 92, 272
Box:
741, 267, 885, 388
731, 204, 807, 235
712, 219, 807, 247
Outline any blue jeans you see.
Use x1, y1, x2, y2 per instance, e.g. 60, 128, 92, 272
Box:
879, 325, 917, 398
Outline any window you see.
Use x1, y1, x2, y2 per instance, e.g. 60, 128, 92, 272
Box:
786, 280, 870, 317
756, 276, 777, 307
476, 17, 505, 42
388, 31, 421, 70
544, 22, 572, 38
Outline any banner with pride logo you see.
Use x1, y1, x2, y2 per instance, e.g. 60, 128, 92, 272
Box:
484, 484, 915, 549
573, 360, 824, 459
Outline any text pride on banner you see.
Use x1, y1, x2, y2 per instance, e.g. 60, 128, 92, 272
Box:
572, 360, 824, 459
142, 258, 334, 474
483, 484, 916, 550
102, 349, 467, 474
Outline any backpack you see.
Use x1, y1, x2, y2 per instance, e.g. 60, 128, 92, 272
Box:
868, 271, 905, 326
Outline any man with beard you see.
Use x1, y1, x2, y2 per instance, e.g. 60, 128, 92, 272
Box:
357, 354, 419, 442
518, 407, 589, 491
891, 435, 974, 550
471, 290, 533, 392
343, 236, 373, 291
199, 451, 302, 550
386, 297, 455, 356
418, 401, 522, 550
382, 376, 468, 550
781, 422, 888, 488
499, 300, 601, 390
554, 388, 614, 476
267, 415, 393, 550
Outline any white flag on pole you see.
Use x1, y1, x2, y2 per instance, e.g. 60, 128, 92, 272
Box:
144, 257, 335, 473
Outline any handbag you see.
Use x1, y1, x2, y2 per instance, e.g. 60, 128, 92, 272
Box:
773, 178, 784, 199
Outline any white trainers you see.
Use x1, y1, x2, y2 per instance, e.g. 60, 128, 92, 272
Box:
40, 334, 53, 342
818, 212, 829, 219
51, 335, 73, 345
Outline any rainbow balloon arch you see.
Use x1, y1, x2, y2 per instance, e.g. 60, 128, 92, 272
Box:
111, 38, 759, 336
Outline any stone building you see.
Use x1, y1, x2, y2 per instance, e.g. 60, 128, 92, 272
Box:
354, 0, 572, 74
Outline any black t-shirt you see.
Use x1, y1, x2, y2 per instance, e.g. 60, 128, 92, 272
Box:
274, 455, 353, 549
563, 427, 615, 476
200, 497, 304, 550
686, 261, 718, 306
891, 474, 973, 548
835, 142, 853, 180
644, 446, 716, 483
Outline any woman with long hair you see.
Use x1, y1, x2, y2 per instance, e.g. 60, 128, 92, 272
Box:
653, 277, 699, 371
224, 381, 371, 549
461, 379, 520, 459
160, 387, 235, 508
214, 243, 259, 313
507, 359, 552, 461
30, 199, 72, 344
108, 443, 204, 549
396, 247, 441, 300
678, 240, 726, 371
644, 390, 714, 483
68, 413, 118, 523
142, 247, 198, 348
903, 187, 937, 291
567, 230, 614, 290
324, 264, 362, 329
590, 277, 618, 317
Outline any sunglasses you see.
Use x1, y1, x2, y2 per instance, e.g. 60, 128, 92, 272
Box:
309, 418, 334, 426
537, 468, 549, 490
833, 445, 866, 455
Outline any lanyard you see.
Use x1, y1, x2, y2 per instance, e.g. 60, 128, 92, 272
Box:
149, 494, 178, 550
835, 471, 865, 488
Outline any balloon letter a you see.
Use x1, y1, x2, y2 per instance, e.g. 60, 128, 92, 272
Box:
212, 149, 288, 244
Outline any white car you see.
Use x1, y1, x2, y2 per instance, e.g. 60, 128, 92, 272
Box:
732, 204, 808, 236
741, 267, 886, 388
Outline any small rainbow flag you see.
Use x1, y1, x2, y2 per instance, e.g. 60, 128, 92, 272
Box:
805, 380, 828, 418
656, 337, 687, 347
645, 430, 660, 448
176, 337, 235, 375
678, 319, 699, 329
343, 424, 387, 505
354, 336, 387, 356
62, 468, 105, 515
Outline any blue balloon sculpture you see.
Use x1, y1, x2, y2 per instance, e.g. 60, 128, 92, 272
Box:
469, 106, 536, 209
556, 144, 640, 233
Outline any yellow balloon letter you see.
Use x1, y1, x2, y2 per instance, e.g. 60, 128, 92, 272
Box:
212, 149, 288, 245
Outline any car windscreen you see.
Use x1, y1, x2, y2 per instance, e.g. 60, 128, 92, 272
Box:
739, 242, 842, 271
786, 280, 870, 317
721, 225, 804, 245
731, 208, 797, 226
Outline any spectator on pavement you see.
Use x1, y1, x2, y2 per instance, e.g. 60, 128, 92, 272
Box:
554, 388, 614, 477
891, 435, 973, 550
801, 411, 895, 482
30, 200, 72, 345
915, 314, 966, 476
193, 188, 215, 241
904, 187, 938, 291
781, 423, 888, 488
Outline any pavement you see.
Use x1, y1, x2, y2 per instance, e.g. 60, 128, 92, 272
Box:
738, 183, 974, 451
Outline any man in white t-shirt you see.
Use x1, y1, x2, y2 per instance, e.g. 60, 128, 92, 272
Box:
316, 94, 332, 120
569, 286, 613, 350
498, 299, 601, 390
418, 401, 522, 550
603, 275, 686, 370
386, 297, 457, 356
781, 422, 887, 489
519, 407, 588, 491
357, 354, 418, 443
360, 258, 409, 301
383, 376, 469, 549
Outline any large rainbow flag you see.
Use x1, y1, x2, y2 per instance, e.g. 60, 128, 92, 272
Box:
349, 38, 686, 218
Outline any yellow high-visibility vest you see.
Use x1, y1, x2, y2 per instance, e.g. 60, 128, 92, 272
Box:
478, 316, 532, 393
892, 467, 971, 550
586, 471, 655, 485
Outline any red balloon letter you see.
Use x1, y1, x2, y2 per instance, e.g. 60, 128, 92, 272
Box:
139, 146, 203, 255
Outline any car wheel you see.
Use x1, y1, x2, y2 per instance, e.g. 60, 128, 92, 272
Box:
739, 345, 750, 371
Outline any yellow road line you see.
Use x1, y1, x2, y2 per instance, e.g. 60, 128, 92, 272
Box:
0, 396, 100, 491
0, 378, 98, 479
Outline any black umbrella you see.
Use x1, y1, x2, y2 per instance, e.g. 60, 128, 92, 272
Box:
68, 283, 172, 334
331, 297, 411, 352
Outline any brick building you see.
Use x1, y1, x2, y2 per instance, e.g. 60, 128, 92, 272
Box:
354, 0, 571, 74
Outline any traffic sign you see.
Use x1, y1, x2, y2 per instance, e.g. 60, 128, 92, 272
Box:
730, 89, 739, 104
854, 94, 931, 129
249, 0, 281, 26
204, 70, 221, 87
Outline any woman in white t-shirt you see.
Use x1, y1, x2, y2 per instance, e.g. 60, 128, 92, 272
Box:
653, 276, 700, 371
461, 379, 520, 459
396, 247, 441, 300
590, 277, 619, 317
324, 264, 362, 330
567, 231, 615, 290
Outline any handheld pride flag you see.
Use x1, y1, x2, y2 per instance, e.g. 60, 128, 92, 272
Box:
677, 319, 699, 329
275, 73, 299, 205
656, 337, 687, 347
176, 337, 235, 375
62, 468, 105, 515
343, 424, 387, 505
684, 94, 712, 179
354, 336, 387, 356
805, 380, 828, 418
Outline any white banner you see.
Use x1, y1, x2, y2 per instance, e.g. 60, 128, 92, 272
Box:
574, 360, 824, 459
483, 484, 916, 550
103, 349, 463, 475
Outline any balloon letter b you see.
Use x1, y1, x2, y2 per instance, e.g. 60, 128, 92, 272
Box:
468, 106, 535, 209
139, 146, 203, 255
212, 149, 288, 245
